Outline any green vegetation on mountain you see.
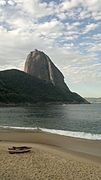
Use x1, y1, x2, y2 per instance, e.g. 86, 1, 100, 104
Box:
0, 69, 88, 104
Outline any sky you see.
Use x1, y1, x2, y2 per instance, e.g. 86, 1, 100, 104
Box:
0, 0, 101, 97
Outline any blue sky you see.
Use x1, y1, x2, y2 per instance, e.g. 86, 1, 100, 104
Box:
0, 0, 101, 97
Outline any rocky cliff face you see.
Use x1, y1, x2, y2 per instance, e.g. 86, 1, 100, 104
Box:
24, 49, 70, 93
24, 49, 89, 104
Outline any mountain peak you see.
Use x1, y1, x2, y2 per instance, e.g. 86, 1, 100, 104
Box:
0, 50, 89, 104
24, 50, 69, 92
24, 50, 89, 104
30, 49, 42, 55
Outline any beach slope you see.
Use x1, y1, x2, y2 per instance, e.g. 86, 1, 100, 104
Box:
0, 130, 101, 180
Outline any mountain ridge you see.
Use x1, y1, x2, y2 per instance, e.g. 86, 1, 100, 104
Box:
0, 49, 89, 104
24, 49, 70, 93
0, 69, 89, 104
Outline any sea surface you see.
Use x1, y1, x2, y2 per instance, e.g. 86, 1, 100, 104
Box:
0, 103, 101, 140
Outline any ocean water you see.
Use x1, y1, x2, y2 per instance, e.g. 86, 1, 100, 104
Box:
0, 104, 101, 140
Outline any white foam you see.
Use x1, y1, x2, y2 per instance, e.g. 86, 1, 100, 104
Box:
0, 125, 101, 140
40, 128, 101, 140
0, 125, 37, 130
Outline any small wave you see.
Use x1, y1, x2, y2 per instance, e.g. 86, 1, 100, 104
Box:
41, 128, 101, 140
0, 125, 37, 130
0, 125, 101, 140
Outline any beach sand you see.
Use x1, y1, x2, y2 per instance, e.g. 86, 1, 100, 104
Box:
0, 129, 101, 180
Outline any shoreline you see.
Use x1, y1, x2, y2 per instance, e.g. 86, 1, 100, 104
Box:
0, 101, 90, 107
0, 129, 101, 179
0, 129, 101, 163
0, 126, 101, 140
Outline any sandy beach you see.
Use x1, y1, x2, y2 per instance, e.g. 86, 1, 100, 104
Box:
0, 129, 101, 180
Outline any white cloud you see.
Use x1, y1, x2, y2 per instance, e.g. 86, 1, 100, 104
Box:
88, 43, 101, 52
0, 0, 100, 97
83, 23, 99, 34
57, 12, 67, 20
8, 0, 15, 6
83, 0, 101, 20
59, 0, 101, 21
84, 0, 101, 12
14, 0, 56, 18
0, 0, 6, 6
92, 34, 101, 40
65, 35, 78, 40
60, 0, 81, 11
79, 10, 91, 20
63, 62, 101, 84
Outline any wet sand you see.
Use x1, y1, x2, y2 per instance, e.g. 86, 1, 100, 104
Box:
0, 129, 101, 180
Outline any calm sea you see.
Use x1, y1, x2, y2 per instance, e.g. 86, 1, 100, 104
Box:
0, 104, 101, 140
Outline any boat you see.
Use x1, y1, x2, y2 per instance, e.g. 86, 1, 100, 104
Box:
8, 146, 32, 154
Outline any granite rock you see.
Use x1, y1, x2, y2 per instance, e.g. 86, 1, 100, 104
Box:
24, 49, 70, 93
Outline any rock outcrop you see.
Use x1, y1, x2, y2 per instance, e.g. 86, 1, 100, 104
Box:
24, 49, 89, 104
0, 50, 89, 104
24, 49, 70, 93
